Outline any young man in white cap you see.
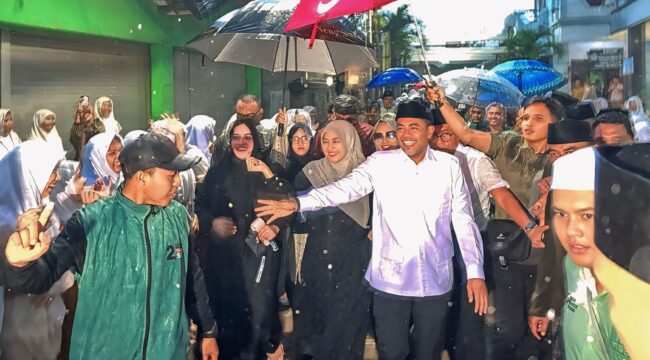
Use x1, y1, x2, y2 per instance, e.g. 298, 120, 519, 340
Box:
545, 147, 631, 360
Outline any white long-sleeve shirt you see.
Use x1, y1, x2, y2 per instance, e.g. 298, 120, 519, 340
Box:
298, 147, 484, 297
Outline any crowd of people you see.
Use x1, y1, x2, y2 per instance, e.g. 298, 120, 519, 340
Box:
0, 82, 648, 360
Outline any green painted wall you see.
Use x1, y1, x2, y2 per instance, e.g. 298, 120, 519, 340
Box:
0, 0, 258, 117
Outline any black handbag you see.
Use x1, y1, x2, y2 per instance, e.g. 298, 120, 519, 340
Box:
487, 219, 532, 268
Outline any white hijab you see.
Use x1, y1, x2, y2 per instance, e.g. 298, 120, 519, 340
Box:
0, 140, 63, 246
0, 109, 21, 161
27, 109, 64, 154
80, 132, 123, 190
95, 97, 122, 134
623, 96, 650, 143
185, 115, 216, 162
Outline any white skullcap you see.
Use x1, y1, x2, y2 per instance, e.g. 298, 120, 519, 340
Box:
551, 147, 597, 191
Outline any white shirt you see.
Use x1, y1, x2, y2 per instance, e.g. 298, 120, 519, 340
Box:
454, 144, 510, 231
298, 147, 484, 297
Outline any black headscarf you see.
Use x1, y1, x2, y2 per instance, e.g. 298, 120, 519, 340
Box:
285, 124, 314, 182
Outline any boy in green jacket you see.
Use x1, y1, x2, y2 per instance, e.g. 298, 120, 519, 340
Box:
549, 147, 630, 360
4, 133, 218, 359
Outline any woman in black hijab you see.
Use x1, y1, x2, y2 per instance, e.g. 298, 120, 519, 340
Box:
195, 118, 293, 360
284, 123, 314, 182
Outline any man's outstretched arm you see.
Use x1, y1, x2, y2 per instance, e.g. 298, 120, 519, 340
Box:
256, 157, 376, 224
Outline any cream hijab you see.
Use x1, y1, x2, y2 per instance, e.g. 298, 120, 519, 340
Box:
95, 97, 122, 134
302, 120, 370, 228
28, 109, 64, 154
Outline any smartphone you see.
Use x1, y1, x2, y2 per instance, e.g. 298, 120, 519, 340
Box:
79, 95, 89, 108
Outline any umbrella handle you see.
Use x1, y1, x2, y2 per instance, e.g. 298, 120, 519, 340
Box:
279, 36, 290, 136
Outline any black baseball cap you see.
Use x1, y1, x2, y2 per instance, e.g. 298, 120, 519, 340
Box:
382, 90, 395, 99
119, 132, 200, 176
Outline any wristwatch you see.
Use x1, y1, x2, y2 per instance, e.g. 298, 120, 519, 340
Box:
524, 219, 538, 233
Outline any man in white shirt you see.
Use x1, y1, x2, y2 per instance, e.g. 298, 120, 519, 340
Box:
431, 121, 546, 360
256, 98, 487, 360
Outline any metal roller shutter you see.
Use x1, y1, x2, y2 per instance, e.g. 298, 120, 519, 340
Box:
8, 30, 150, 155
173, 48, 246, 132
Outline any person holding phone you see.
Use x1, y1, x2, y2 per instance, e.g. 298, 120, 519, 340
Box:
69, 96, 105, 161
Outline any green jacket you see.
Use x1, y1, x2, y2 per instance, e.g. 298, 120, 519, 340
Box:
5, 190, 215, 360
562, 256, 630, 360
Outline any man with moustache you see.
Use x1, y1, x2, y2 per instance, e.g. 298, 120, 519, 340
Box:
4, 133, 219, 359
256, 98, 487, 360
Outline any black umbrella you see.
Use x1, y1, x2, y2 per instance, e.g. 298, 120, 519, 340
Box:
188, 0, 378, 113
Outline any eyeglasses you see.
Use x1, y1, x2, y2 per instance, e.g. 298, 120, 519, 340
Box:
290, 135, 311, 143
231, 134, 254, 143
434, 132, 453, 142
236, 108, 262, 120
373, 131, 397, 142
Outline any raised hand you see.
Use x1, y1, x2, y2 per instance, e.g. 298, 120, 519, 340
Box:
255, 199, 298, 225
246, 157, 273, 179
6, 206, 55, 267
275, 108, 287, 125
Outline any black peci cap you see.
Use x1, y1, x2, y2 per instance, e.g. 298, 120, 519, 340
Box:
119, 132, 200, 177
382, 90, 395, 99
396, 98, 433, 123
547, 120, 593, 145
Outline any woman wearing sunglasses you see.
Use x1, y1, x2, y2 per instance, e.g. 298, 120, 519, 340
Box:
372, 114, 399, 152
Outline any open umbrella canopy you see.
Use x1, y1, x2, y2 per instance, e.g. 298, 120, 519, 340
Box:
367, 67, 422, 88
492, 59, 567, 97
285, 0, 395, 32
436, 68, 524, 108
187, 0, 378, 75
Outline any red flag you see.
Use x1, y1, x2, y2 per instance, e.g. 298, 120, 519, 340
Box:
285, 0, 395, 47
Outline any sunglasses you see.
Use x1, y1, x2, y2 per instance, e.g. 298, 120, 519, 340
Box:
231, 134, 254, 143
373, 131, 397, 142
235, 108, 262, 119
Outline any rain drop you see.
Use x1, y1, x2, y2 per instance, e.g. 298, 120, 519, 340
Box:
323, 250, 328, 254
294, 310, 300, 315
153, 90, 157, 95
327, 264, 333, 270
137, 23, 142, 30
611, 183, 621, 194
487, 306, 496, 314
544, 276, 551, 283
586, 336, 594, 343
176, 283, 180, 288
447, 301, 454, 307
546, 308, 556, 321
606, 228, 611, 234
177, 17, 182, 22
130, 29, 133, 34
228, 202, 234, 208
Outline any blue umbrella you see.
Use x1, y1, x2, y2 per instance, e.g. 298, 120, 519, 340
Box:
367, 67, 422, 88
436, 68, 524, 108
492, 59, 567, 97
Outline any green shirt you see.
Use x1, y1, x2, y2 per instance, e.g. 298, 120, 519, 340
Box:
562, 256, 630, 360
486, 132, 548, 220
